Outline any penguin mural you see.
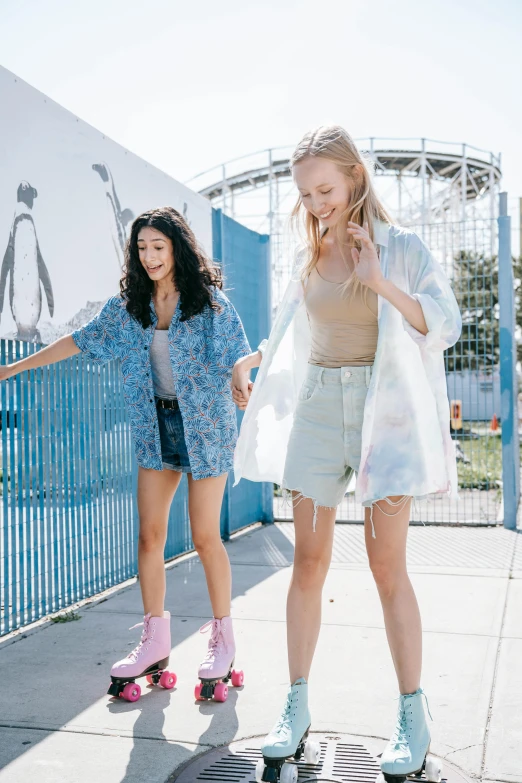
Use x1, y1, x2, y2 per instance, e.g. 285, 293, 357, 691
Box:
0, 182, 54, 342
92, 162, 134, 269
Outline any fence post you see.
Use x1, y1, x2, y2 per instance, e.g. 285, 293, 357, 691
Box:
212, 209, 231, 539
498, 192, 520, 529
259, 232, 274, 524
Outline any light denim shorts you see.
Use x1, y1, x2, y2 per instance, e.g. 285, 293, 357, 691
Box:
282, 364, 372, 511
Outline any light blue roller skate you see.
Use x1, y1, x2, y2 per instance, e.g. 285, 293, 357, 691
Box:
380, 689, 442, 783
256, 678, 320, 783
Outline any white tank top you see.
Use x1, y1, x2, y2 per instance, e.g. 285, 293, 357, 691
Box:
150, 330, 177, 399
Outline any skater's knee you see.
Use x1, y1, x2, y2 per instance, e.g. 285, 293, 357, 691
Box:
369, 559, 405, 596
138, 523, 167, 553
191, 528, 221, 557
293, 553, 330, 590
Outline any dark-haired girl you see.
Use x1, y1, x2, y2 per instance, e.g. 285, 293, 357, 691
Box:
0, 206, 251, 702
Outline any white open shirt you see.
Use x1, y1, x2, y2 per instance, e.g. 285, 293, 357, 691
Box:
234, 220, 462, 509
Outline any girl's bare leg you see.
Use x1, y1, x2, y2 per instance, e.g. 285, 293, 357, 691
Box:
365, 497, 422, 694
137, 466, 183, 616
287, 497, 337, 682
188, 473, 230, 619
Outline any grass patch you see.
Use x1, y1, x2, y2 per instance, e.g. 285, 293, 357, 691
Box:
51, 611, 81, 624
453, 421, 522, 491
456, 434, 502, 489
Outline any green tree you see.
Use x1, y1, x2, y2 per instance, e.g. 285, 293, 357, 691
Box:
445, 252, 521, 373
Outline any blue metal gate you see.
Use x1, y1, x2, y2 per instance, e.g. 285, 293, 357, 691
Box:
212, 209, 273, 537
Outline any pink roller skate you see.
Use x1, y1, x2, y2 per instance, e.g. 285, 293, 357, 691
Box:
194, 616, 244, 703
108, 611, 177, 702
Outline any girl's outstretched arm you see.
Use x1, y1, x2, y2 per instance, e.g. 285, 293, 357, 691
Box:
0, 335, 80, 381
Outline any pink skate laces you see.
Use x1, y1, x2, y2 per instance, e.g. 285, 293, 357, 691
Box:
126, 613, 152, 662
199, 619, 226, 660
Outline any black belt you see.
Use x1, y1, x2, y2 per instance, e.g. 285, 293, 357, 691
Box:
156, 398, 179, 410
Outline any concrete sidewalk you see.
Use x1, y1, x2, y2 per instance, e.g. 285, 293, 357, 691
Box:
0, 522, 520, 783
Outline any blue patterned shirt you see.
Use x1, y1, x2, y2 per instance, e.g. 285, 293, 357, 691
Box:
72, 288, 251, 478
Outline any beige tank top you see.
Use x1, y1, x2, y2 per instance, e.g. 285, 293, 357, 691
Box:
305, 267, 378, 368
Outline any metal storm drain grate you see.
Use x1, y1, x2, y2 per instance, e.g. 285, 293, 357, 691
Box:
170, 733, 472, 783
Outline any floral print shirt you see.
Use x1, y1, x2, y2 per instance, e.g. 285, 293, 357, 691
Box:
72, 288, 251, 478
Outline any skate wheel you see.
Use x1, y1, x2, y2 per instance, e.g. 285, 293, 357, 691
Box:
231, 669, 244, 687
146, 674, 154, 685
159, 671, 177, 689
280, 763, 298, 783
425, 755, 442, 783
214, 682, 228, 702
255, 758, 265, 783
194, 682, 204, 700
303, 738, 320, 764
122, 682, 141, 702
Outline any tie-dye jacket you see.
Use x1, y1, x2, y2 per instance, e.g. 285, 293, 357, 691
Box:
72, 288, 251, 478
234, 221, 462, 507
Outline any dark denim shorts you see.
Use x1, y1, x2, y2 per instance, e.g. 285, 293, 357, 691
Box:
156, 402, 191, 473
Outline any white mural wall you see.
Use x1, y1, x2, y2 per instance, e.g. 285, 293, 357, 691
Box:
0, 66, 212, 343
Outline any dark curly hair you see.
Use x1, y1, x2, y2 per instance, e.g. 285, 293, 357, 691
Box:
120, 206, 222, 328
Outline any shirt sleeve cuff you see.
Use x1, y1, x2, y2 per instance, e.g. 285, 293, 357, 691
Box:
403, 293, 448, 352
70, 327, 106, 365
71, 328, 87, 353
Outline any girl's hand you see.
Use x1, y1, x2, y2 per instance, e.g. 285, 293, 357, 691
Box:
347, 221, 384, 293
231, 359, 253, 410
348, 223, 429, 334
0, 365, 14, 382
231, 349, 262, 410
232, 381, 254, 410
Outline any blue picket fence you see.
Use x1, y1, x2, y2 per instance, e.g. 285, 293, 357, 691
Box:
0, 340, 136, 634
0, 211, 272, 636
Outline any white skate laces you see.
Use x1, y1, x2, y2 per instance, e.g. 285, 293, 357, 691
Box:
199, 619, 226, 661
127, 613, 152, 662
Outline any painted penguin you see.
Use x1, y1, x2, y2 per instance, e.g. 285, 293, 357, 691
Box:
0, 182, 54, 342
92, 162, 134, 269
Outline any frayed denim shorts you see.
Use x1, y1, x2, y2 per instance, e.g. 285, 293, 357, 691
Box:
156, 401, 191, 473
283, 364, 372, 514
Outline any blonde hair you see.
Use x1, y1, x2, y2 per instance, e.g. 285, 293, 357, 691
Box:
290, 125, 392, 294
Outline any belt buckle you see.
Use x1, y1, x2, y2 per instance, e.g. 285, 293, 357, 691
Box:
157, 398, 176, 410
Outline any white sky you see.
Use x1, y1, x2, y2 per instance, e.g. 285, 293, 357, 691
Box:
2, 0, 521, 242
